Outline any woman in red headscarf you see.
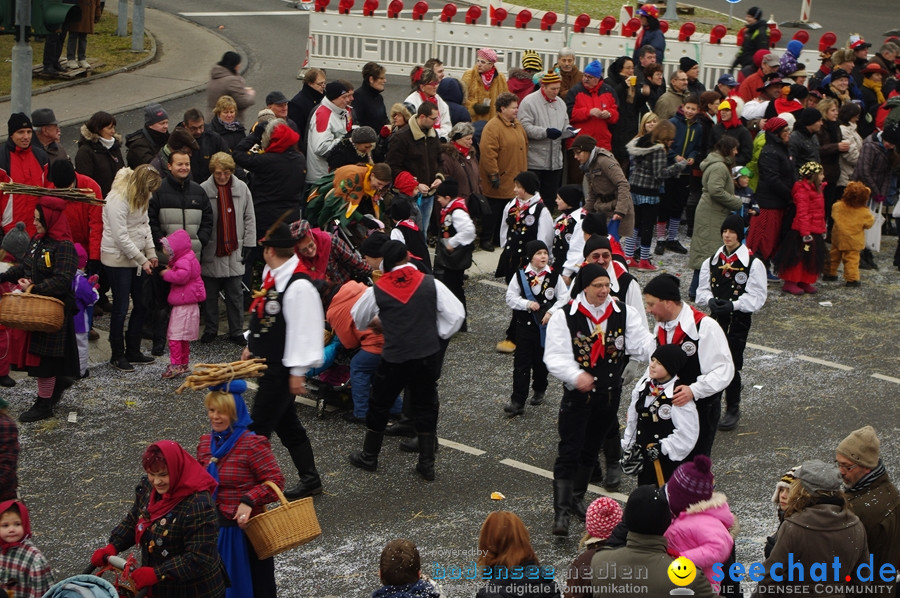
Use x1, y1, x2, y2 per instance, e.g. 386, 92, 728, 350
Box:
0, 196, 79, 423
91, 440, 227, 598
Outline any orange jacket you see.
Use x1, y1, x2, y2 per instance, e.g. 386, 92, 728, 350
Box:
326, 281, 384, 354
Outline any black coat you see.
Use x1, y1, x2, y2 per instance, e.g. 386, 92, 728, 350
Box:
386, 120, 442, 186
233, 134, 306, 236
288, 85, 325, 152
125, 126, 169, 168
208, 117, 247, 152
326, 138, 372, 171
733, 19, 769, 69
74, 126, 124, 197
353, 82, 388, 130
756, 133, 796, 210
710, 123, 754, 166
179, 127, 229, 185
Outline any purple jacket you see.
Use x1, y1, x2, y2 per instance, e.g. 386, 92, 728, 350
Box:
161, 229, 206, 306
72, 271, 99, 334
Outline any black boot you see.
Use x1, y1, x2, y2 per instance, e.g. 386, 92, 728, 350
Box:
603, 430, 623, 490
349, 431, 384, 471
20, 397, 54, 423
415, 433, 436, 481
571, 464, 594, 520
529, 390, 546, 406
383, 416, 416, 437
719, 405, 741, 431
284, 441, 322, 499
400, 435, 439, 453
50, 376, 75, 406
552, 479, 573, 536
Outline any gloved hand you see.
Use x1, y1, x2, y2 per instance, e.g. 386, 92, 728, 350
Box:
380, 125, 391, 138
131, 567, 159, 590
490, 174, 501, 189
645, 444, 660, 463
709, 298, 733, 313
91, 544, 117, 568
873, 194, 886, 203
546, 128, 562, 140
88, 274, 100, 290
87, 259, 102, 277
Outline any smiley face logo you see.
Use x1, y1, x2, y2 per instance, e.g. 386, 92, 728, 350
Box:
668, 556, 697, 587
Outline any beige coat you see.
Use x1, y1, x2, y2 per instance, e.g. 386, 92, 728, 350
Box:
461, 66, 509, 122
479, 115, 528, 200
583, 147, 634, 239
68, 0, 102, 34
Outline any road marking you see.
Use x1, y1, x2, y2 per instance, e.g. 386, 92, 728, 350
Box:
180, 11, 308, 16
795, 355, 853, 372
500, 459, 628, 501
746, 342, 782, 354
872, 373, 900, 384
439, 438, 486, 456
478, 279, 507, 289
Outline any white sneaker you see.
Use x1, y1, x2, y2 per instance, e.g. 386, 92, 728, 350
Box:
66, 60, 78, 70
78, 60, 91, 69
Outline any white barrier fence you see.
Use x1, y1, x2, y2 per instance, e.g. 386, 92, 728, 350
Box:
307, 11, 819, 89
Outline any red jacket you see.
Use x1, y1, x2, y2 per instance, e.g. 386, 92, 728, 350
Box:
791, 179, 827, 236
0, 144, 48, 235
566, 81, 620, 151
49, 173, 103, 261
737, 69, 765, 103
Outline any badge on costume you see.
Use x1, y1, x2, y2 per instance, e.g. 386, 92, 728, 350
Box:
524, 215, 535, 226
565, 233, 572, 243
545, 288, 555, 299
658, 404, 673, 420
265, 300, 281, 316
735, 272, 748, 284
682, 341, 697, 356
614, 335, 625, 350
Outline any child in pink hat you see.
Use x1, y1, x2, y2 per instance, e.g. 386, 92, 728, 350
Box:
562, 497, 623, 598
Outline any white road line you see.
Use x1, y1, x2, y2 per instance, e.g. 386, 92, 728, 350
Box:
795, 355, 853, 372
500, 459, 628, 502
180, 11, 308, 16
871, 373, 900, 384
478, 279, 507, 289
438, 438, 486, 456
746, 342, 783, 354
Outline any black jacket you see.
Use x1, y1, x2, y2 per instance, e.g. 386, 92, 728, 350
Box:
233, 133, 306, 236
353, 82, 388, 130
733, 19, 769, 69
386, 119, 442, 186
208, 117, 247, 152
148, 173, 213, 264
175, 125, 229, 185
74, 125, 124, 197
288, 84, 325, 152
756, 133, 796, 210
125, 126, 169, 168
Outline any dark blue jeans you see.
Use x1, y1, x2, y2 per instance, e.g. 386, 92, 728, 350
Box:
105, 265, 146, 358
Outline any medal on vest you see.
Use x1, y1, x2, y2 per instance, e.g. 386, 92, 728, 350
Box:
682, 341, 697, 356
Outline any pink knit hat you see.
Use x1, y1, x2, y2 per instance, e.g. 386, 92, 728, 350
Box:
477, 48, 498, 63
666, 455, 714, 515
585, 497, 623, 540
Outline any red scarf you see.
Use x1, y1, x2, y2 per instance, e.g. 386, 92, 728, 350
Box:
376, 266, 424, 304
577, 301, 614, 366
452, 142, 470, 157
440, 197, 468, 223
296, 228, 332, 280
215, 182, 239, 257
657, 307, 705, 346
0, 499, 31, 555
145, 441, 217, 525
397, 219, 419, 232
481, 67, 497, 91
718, 251, 739, 264
541, 88, 555, 103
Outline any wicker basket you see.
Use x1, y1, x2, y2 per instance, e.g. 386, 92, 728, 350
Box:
243, 481, 322, 559
0, 291, 64, 332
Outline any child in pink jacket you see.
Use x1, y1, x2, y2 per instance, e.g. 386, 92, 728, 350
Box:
160, 229, 206, 379
663, 455, 737, 594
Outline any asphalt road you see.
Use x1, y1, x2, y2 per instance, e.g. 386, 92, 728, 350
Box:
30, 1, 900, 597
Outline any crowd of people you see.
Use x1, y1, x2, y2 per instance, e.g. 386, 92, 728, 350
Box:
0, 6, 899, 596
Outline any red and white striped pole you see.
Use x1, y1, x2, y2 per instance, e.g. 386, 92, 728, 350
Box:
799, 0, 811, 23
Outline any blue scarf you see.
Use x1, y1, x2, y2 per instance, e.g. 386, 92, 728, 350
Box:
206, 379, 254, 495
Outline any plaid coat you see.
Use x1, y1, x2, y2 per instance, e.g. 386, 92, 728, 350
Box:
196, 432, 285, 519
0, 236, 77, 358
109, 478, 226, 598
0, 541, 53, 598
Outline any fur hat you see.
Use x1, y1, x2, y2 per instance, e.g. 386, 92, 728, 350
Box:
435, 178, 459, 198
841, 181, 871, 208
8, 112, 32, 136
522, 50, 543, 72
651, 344, 688, 379
144, 103, 168, 127
351, 126, 378, 144
514, 171, 540, 195
772, 466, 799, 506
643, 273, 681, 302
556, 184, 583, 208
525, 240, 548, 262
585, 497, 623, 540
1, 222, 29, 261
836, 425, 880, 469
625, 485, 671, 535
583, 235, 611, 258
721, 214, 745, 242
679, 57, 698, 72
477, 48, 498, 64
584, 60, 604, 79
797, 459, 841, 493
666, 455, 715, 515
